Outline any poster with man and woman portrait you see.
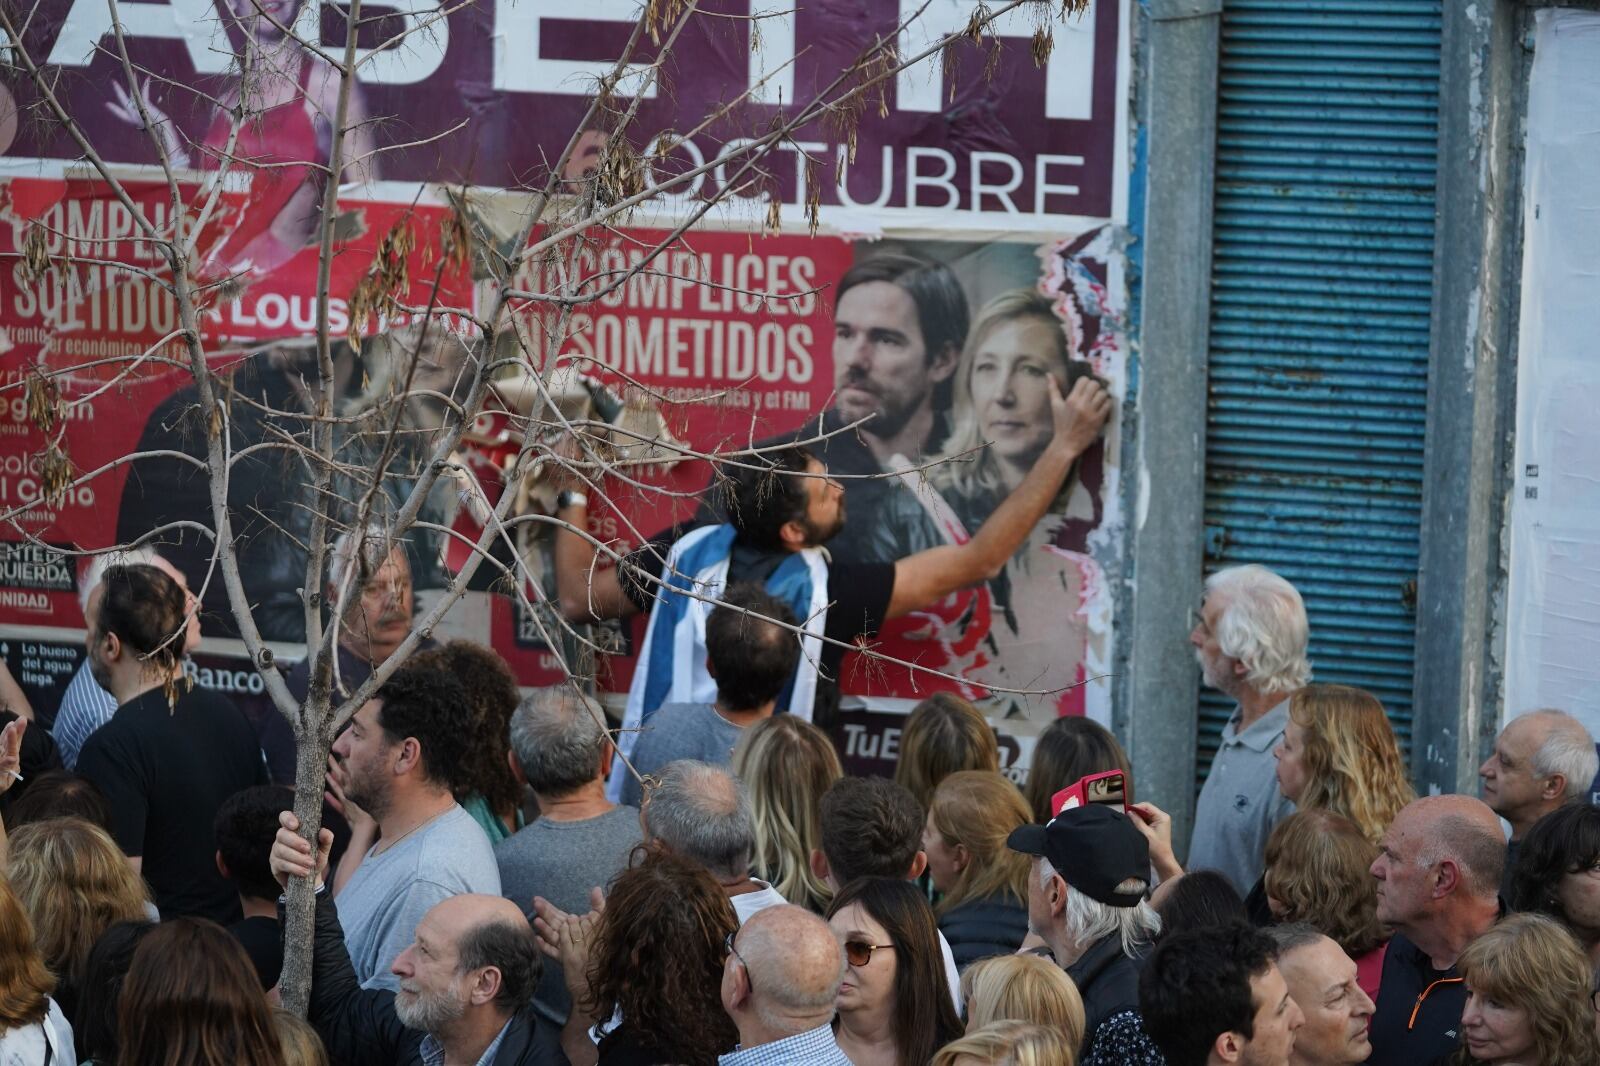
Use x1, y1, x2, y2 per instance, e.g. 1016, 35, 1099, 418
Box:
0, 0, 1130, 779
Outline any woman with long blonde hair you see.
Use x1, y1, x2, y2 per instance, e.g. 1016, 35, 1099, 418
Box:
924, 771, 1033, 969
959, 954, 1085, 1046
0, 876, 75, 1062
732, 714, 842, 913
874, 288, 1108, 725
1452, 913, 1600, 1066
7, 816, 151, 1021
1272, 683, 1414, 843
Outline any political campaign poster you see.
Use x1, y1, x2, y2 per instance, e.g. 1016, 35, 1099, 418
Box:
0, 0, 1130, 782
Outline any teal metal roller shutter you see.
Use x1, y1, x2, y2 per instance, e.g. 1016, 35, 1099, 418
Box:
1196, 0, 1441, 784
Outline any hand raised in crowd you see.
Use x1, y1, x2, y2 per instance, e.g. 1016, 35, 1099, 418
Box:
269, 810, 334, 892
532, 887, 606, 1002
324, 753, 373, 837
1129, 800, 1183, 883
1048, 375, 1114, 457
0, 717, 25, 795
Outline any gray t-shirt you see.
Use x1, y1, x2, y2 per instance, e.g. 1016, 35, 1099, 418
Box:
619, 702, 748, 807
496, 805, 643, 1026
336, 803, 500, 990
1187, 700, 1295, 893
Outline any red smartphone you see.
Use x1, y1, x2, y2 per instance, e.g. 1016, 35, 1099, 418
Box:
1051, 770, 1128, 816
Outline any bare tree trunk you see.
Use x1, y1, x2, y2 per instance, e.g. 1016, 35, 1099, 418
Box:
281, 710, 333, 1016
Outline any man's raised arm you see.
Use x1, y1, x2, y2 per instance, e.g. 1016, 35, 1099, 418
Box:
886, 376, 1112, 621
552, 491, 639, 624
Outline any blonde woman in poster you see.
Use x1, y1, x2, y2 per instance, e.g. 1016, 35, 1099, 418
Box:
870, 286, 1105, 722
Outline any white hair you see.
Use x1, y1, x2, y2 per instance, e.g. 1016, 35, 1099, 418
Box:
1204, 564, 1312, 695
1040, 856, 1161, 959
1525, 710, 1599, 800
79, 547, 162, 613
328, 523, 404, 595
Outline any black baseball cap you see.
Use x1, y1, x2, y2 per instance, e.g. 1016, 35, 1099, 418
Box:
1006, 804, 1150, 908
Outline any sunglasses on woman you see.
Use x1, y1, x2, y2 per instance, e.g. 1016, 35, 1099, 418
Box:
844, 940, 895, 967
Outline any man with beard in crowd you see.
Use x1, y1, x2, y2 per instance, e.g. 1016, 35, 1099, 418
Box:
556, 361, 1109, 769
324, 663, 500, 990
1187, 564, 1310, 892
270, 811, 565, 1065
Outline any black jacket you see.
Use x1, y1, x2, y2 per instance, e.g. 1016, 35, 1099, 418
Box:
1066, 932, 1144, 1055
1367, 932, 1466, 1066
938, 894, 1029, 971
299, 890, 568, 1066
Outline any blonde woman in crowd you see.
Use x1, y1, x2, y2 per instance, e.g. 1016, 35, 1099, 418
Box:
959, 954, 1085, 1046
733, 715, 843, 913
932, 1021, 1077, 1066
0, 877, 75, 1062
271, 1010, 328, 1066
1451, 912, 1600, 1065
894, 694, 1000, 814
1262, 809, 1388, 1000
924, 771, 1033, 968
1273, 683, 1415, 843
7, 817, 152, 1022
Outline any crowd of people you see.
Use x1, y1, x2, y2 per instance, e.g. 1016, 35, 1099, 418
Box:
0, 324, 1598, 1065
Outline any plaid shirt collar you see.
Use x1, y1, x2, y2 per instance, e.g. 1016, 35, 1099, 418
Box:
718, 1023, 854, 1066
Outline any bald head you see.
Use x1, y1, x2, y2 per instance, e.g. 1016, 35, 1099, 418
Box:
1481, 710, 1599, 838
734, 905, 845, 1033
416, 894, 541, 1013
1400, 795, 1505, 899
644, 760, 755, 881
429, 893, 530, 930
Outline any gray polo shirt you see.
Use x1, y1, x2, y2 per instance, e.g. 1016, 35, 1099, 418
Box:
1187, 699, 1295, 893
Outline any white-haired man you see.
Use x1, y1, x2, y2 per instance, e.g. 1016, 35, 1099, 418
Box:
1188, 563, 1310, 892
54, 548, 202, 769
1479, 708, 1598, 894
261, 524, 431, 783
1008, 805, 1165, 1066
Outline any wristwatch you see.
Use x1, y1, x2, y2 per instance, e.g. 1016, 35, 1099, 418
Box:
556, 489, 589, 510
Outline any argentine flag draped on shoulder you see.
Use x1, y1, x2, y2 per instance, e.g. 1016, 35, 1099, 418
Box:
606, 523, 831, 802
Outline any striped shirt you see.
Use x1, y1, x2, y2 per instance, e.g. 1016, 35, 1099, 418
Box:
52, 661, 118, 770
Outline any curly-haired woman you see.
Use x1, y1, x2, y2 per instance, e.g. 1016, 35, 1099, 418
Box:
1262, 810, 1388, 1001
1272, 683, 1414, 843
551, 847, 741, 1065
1451, 912, 1600, 1066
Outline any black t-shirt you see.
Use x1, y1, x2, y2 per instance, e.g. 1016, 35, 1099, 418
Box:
76, 685, 268, 924
229, 914, 284, 990
1367, 931, 1467, 1066
696, 410, 951, 568
620, 527, 896, 721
